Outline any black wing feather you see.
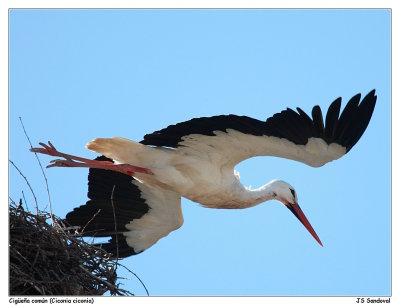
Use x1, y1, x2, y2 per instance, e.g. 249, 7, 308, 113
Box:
279, 108, 308, 144
65, 156, 149, 258
324, 97, 342, 142
334, 93, 362, 144
141, 90, 377, 153
296, 107, 316, 141
312, 106, 325, 138
344, 90, 377, 152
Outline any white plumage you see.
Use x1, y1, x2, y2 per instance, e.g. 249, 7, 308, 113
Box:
125, 179, 183, 253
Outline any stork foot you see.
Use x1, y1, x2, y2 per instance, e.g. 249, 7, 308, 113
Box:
31, 141, 153, 176
30, 141, 60, 157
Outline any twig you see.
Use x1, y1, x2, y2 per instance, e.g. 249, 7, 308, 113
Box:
9, 159, 39, 215
81, 209, 102, 234
19, 117, 54, 224
22, 190, 29, 211
9, 196, 16, 205
78, 265, 120, 294
117, 262, 150, 296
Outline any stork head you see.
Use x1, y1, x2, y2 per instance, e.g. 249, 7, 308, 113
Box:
268, 180, 323, 247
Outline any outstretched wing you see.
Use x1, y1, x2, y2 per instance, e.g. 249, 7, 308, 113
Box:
141, 90, 376, 168
65, 156, 183, 258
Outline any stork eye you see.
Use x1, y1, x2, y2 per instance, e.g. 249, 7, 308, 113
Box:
289, 188, 295, 197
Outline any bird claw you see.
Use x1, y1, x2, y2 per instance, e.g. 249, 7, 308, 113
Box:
32, 141, 82, 169
31, 141, 60, 157
47, 159, 76, 168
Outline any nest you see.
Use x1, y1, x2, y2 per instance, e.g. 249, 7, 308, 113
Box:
9, 200, 133, 296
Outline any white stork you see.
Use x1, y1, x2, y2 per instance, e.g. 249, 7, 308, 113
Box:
32, 90, 376, 258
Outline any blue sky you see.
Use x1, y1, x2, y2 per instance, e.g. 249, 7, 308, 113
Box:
9, 9, 391, 296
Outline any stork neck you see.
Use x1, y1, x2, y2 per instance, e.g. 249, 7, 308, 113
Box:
243, 183, 277, 208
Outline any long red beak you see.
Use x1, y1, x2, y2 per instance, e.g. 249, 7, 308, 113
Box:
287, 203, 323, 247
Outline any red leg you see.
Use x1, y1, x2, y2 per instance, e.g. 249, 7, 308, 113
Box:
31, 141, 153, 176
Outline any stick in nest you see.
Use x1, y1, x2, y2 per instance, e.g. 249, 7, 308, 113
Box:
19, 116, 54, 224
